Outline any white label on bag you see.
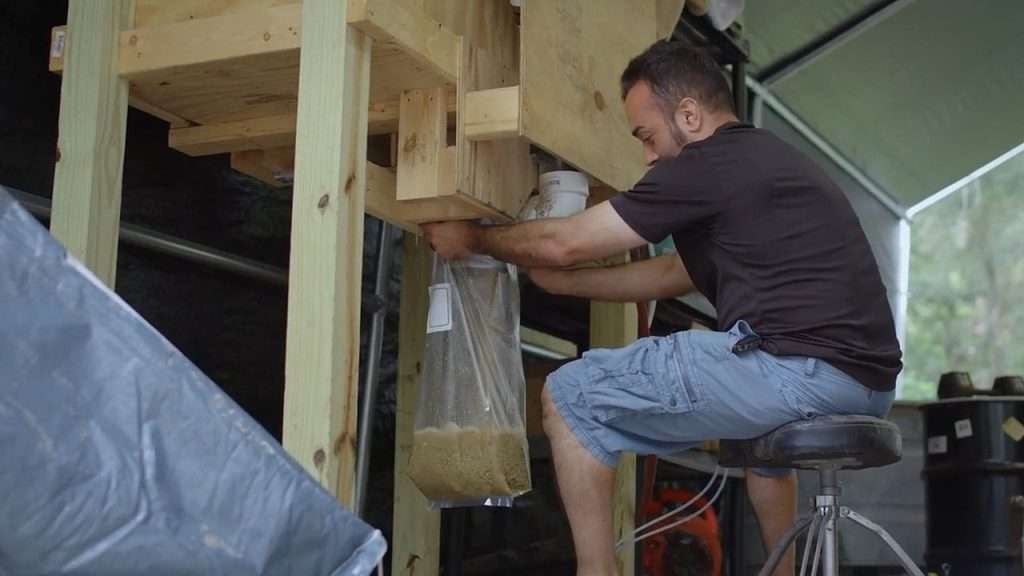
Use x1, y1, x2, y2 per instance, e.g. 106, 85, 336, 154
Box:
927, 435, 947, 455
426, 283, 452, 334
954, 418, 973, 439
51, 29, 66, 58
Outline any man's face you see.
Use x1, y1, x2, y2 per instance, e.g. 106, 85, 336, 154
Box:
624, 81, 688, 167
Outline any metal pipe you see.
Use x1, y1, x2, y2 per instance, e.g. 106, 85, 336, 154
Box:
906, 139, 1024, 219
751, 94, 765, 128
354, 221, 396, 517
521, 341, 572, 361
732, 61, 748, 122
843, 508, 926, 576
746, 79, 907, 220
759, 0, 914, 87
757, 515, 815, 576
7, 188, 288, 287
893, 219, 911, 397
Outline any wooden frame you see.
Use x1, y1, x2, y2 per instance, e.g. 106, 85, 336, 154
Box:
50, 0, 134, 288
50, 1, 661, 574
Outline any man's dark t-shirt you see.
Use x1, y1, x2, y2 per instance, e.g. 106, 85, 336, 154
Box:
610, 122, 902, 391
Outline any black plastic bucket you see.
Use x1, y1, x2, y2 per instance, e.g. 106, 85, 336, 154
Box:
921, 398, 1024, 576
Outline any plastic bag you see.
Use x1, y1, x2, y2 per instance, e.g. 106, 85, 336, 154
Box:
407, 254, 532, 507
0, 187, 386, 575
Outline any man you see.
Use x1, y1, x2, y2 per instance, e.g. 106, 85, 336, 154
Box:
422, 40, 902, 576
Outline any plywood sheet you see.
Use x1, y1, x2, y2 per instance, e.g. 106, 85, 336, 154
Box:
125, 1, 454, 125
520, 0, 656, 191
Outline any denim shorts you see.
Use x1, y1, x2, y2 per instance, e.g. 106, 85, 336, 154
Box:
545, 321, 894, 475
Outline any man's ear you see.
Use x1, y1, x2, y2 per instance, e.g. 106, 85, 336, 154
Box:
674, 97, 701, 132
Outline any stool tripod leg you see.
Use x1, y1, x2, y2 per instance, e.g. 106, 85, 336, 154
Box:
758, 515, 815, 576
842, 507, 925, 576
822, 505, 837, 576
798, 513, 823, 576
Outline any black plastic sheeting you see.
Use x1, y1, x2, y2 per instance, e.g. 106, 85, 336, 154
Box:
0, 187, 386, 575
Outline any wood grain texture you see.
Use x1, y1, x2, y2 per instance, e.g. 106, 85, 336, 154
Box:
348, 0, 459, 83
168, 92, 457, 156
396, 87, 448, 201
520, 0, 656, 191
134, 0, 300, 28
454, 1, 534, 219
64, 1, 456, 126
50, 0, 135, 288
227, 147, 495, 230
464, 85, 520, 141
391, 233, 441, 576
590, 259, 640, 576
229, 146, 295, 186
281, 0, 371, 506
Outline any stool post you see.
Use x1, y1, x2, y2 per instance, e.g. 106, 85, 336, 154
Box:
817, 466, 841, 576
819, 466, 840, 495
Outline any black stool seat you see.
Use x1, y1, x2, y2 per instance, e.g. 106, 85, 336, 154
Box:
718, 415, 902, 470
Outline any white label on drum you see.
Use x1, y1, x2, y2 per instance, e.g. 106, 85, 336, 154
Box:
1002, 417, 1024, 442
954, 418, 973, 439
927, 435, 948, 454
426, 283, 452, 334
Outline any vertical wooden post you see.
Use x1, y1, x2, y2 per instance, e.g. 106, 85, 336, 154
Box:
282, 0, 372, 507
590, 273, 640, 576
392, 234, 441, 576
50, 0, 134, 287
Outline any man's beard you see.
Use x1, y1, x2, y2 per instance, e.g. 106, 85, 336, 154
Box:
668, 120, 687, 148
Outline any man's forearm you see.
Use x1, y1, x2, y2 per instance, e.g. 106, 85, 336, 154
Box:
476, 219, 574, 268
541, 254, 694, 302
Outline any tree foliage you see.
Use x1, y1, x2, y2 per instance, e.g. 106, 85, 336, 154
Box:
902, 149, 1024, 400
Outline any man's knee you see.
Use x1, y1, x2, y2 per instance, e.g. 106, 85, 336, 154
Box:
541, 383, 562, 437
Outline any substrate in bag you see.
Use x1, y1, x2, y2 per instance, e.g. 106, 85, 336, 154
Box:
409, 423, 530, 501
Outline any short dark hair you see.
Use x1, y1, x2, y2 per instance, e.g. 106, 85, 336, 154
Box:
620, 40, 735, 116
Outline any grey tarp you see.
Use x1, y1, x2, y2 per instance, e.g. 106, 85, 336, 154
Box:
0, 187, 386, 575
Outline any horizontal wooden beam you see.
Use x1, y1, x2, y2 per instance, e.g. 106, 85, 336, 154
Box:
464, 85, 520, 141
169, 92, 457, 157
120, 4, 303, 80
229, 146, 497, 232
230, 147, 296, 187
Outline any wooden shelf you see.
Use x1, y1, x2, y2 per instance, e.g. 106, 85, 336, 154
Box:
50, 0, 665, 230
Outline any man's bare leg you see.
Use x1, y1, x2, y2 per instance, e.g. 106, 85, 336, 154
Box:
747, 470, 798, 576
542, 388, 619, 576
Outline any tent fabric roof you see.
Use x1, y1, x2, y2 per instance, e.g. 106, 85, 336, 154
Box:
741, 0, 1024, 211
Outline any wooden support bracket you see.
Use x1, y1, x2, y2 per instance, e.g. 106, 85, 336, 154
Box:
397, 87, 449, 201
464, 85, 520, 141
348, 0, 459, 84
229, 147, 483, 234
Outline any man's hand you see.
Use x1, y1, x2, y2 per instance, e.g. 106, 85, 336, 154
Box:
420, 220, 482, 260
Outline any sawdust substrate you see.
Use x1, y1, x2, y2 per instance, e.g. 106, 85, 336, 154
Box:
409, 424, 531, 501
